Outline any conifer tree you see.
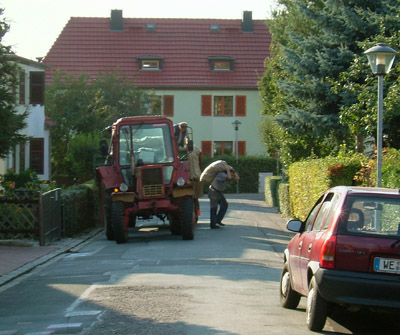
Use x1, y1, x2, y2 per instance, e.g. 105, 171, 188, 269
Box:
260, 0, 395, 163
0, 8, 27, 158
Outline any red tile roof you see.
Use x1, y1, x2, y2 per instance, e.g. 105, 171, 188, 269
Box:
43, 16, 270, 89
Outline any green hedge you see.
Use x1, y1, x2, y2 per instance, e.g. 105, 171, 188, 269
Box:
62, 180, 99, 237
277, 182, 290, 218
288, 155, 363, 221
201, 155, 277, 194
264, 176, 282, 207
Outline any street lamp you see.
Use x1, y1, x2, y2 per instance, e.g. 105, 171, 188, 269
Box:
364, 43, 397, 187
232, 120, 241, 193
232, 120, 242, 163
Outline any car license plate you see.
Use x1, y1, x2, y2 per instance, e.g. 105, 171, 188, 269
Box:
373, 257, 400, 274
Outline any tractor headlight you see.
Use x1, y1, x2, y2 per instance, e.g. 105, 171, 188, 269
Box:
119, 183, 128, 192
176, 177, 186, 187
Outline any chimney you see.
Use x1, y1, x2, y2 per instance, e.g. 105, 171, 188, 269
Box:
242, 11, 253, 33
110, 9, 123, 32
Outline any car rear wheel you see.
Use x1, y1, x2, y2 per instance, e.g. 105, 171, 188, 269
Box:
306, 276, 328, 331
111, 201, 128, 244
280, 263, 301, 309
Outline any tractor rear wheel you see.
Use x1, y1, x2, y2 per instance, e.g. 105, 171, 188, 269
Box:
181, 197, 195, 240
111, 201, 128, 244
100, 184, 114, 241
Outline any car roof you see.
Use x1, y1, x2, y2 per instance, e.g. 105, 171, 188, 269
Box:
329, 186, 400, 197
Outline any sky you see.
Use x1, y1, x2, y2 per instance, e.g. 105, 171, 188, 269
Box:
0, 0, 278, 61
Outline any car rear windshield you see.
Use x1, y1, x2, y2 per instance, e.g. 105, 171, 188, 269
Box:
339, 194, 400, 238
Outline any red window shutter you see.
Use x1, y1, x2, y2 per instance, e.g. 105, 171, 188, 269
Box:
163, 95, 174, 116
201, 141, 212, 156
235, 95, 246, 116
201, 95, 212, 116
238, 141, 246, 156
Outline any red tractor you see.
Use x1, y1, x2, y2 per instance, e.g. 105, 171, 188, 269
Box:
96, 116, 198, 243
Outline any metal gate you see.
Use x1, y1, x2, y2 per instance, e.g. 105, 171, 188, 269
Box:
39, 188, 62, 246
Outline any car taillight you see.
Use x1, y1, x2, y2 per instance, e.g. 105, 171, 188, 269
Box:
320, 235, 337, 269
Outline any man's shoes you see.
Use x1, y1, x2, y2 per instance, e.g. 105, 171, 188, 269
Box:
210, 225, 220, 229
217, 222, 225, 226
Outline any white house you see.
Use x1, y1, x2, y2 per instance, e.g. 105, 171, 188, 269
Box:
0, 55, 51, 180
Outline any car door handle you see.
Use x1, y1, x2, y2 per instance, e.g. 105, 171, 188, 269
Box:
308, 243, 312, 252
298, 241, 303, 249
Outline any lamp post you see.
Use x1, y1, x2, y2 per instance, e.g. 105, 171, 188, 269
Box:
232, 120, 242, 163
364, 43, 397, 187
232, 120, 241, 193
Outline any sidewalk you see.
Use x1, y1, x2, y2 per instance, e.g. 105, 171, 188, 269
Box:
0, 228, 103, 286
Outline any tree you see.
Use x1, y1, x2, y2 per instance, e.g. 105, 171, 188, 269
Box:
335, 2, 400, 151
45, 69, 150, 179
259, 0, 393, 164
0, 8, 27, 158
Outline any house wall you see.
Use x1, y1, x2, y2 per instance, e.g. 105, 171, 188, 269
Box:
0, 59, 50, 181
153, 89, 266, 156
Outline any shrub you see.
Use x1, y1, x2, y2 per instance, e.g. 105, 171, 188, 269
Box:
355, 148, 400, 188
264, 176, 282, 207
62, 180, 98, 237
278, 182, 291, 218
0, 168, 56, 197
289, 153, 364, 221
66, 133, 102, 182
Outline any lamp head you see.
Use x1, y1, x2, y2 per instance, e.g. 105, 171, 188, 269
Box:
365, 43, 397, 75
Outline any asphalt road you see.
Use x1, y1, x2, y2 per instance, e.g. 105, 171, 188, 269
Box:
0, 194, 397, 334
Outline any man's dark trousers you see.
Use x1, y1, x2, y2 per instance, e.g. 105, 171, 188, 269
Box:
208, 188, 228, 226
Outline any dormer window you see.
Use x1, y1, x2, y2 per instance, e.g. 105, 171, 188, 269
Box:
137, 56, 163, 71
208, 56, 234, 71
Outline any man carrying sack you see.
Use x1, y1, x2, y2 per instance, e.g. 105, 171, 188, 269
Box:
205, 163, 239, 229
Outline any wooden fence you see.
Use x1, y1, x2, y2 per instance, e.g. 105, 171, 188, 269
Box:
0, 189, 62, 246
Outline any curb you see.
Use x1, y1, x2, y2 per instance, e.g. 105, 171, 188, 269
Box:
0, 228, 103, 287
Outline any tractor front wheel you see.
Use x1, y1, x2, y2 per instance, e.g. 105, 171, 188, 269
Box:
111, 201, 128, 244
181, 197, 195, 240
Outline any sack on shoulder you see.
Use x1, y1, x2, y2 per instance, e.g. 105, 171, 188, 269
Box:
199, 160, 228, 183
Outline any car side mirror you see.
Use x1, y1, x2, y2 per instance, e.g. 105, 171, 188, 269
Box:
286, 219, 303, 233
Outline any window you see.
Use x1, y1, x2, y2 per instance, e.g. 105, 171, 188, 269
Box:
312, 193, 335, 231
148, 95, 161, 115
304, 195, 323, 232
202, 95, 246, 117
208, 56, 234, 71
142, 60, 160, 69
29, 72, 44, 105
214, 96, 233, 116
146, 95, 173, 116
19, 71, 25, 104
137, 56, 163, 70
214, 141, 233, 156
341, 195, 400, 237
30, 138, 44, 174
214, 61, 231, 70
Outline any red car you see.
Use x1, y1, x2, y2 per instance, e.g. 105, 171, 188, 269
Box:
280, 186, 400, 331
